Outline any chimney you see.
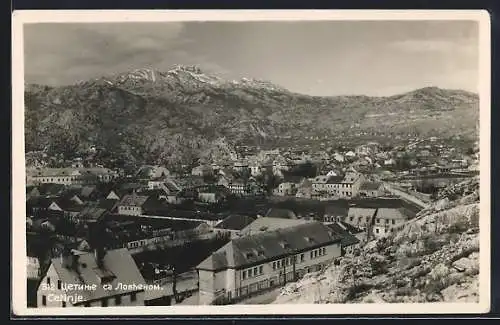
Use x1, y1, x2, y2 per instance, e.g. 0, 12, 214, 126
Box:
88, 220, 106, 268
60, 246, 79, 270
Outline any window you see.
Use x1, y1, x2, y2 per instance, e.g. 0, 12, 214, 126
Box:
115, 296, 122, 305
131, 293, 137, 302
300, 254, 305, 262
376, 229, 379, 233
254, 267, 258, 275
392, 220, 396, 225
248, 269, 253, 277
42, 295, 46, 306
350, 217, 354, 222
101, 299, 108, 307
323, 247, 326, 255
376, 218, 381, 224
310, 251, 313, 259
259, 266, 263, 274
62, 301, 66, 308
47, 277, 51, 285
57, 280, 61, 290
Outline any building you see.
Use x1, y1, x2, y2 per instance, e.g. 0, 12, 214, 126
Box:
37, 247, 147, 307
28, 167, 117, 186
192, 165, 214, 177
213, 215, 258, 239
116, 194, 151, 216
295, 179, 313, 199
196, 222, 343, 305
372, 208, 412, 238
196, 185, 231, 203
249, 164, 262, 177
326, 222, 361, 255
135, 165, 170, 181
336, 172, 365, 198
322, 205, 349, 224
275, 182, 298, 196
359, 182, 385, 198
345, 207, 376, 229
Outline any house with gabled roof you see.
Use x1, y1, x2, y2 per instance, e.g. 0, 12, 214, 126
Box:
116, 194, 151, 216
135, 165, 170, 182
359, 181, 385, 198
373, 207, 414, 238
196, 221, 342, 305
36, 247, 147, 307
213, 215, 258, 239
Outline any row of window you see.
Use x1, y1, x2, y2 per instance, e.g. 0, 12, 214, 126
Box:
272, 255, 302, 270
375, 227, 400, 234
41, 293, 136, 307
220, 264, 326, 303
36, 177, 78, 183
376, 218, 397, 225
121, 206, 141, 211
310, 247, 326, 259
349, 216, 371, 223
242, 265, 264, 280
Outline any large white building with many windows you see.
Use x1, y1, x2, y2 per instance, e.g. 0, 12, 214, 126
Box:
196, 221, 343, 305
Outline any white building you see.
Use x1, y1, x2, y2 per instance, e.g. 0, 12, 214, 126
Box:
37, 248, 147, 307
196, 222, 342, 305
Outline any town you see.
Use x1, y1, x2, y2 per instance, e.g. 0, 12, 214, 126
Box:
26, 136, 479, 307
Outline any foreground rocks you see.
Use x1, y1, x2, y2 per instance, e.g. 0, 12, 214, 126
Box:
274, 178, 480, 304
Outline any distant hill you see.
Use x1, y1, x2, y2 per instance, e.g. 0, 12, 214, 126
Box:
24, 65, 479, 169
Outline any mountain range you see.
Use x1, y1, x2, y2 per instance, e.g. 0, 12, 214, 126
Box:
24, 65, 479, 169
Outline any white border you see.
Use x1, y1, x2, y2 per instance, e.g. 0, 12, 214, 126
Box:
11, 9, 491, 316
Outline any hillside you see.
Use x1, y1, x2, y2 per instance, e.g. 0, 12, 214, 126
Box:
273, 178, 480, 304
25, 65, 479, 169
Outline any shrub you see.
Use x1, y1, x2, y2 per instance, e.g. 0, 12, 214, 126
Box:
347, 282, 374, 300
370, 256, 388, 276
395, 287, 415, 297
448, 221, 469, 234
422, 236, 443, 255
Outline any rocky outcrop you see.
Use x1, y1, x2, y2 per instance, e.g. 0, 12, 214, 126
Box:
274, 178, 480, 304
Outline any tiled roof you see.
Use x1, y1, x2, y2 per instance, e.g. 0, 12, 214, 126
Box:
37, 183, 66, 196
347, 207, 377, 219
359, 182, 383, 191
197, 222, 342, 271
326, 176, 344, 184
118, 194, 150, 207
327, 223, 361, 247
54, 197, 85, 212
265, 208, 297, 219
76, 206, 108, 222
324, 205, 349, 217
376, 208, 412, 220
51, 248, 146, 304
80, 186, 98, 198
240, 217, 312, 236
215, 215, 257, 231
97, 199, 119, 212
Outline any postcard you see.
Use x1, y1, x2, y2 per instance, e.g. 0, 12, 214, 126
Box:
11, 9, 491, 316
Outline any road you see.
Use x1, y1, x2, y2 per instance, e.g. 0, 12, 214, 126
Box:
383, 182, 430, 209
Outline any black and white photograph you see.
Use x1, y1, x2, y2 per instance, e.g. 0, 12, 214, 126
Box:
11, 10, 490, 315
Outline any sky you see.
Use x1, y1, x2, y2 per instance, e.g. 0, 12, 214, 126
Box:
23, 20, 479, 96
